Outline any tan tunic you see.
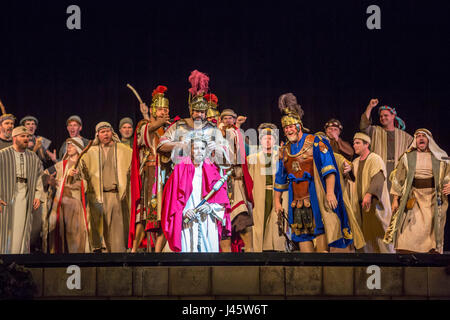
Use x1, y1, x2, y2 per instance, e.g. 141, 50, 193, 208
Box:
81, 142, 132, 253
248, 151, 288, 252
334, 153, 365, 250
101, 146, 126, 252
391, 152, 445, 253
350, 152, 394, 253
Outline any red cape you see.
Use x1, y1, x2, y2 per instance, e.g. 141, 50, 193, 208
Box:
128, 116, 180, 249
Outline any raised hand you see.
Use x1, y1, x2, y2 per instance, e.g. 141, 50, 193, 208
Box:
140, 102, 149, 115
33, 138, 42, 152
368, 98, 379, 109
46, 149, 57, 162
236, 116, 247, 128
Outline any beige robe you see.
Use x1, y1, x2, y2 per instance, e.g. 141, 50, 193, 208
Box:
247, 151, 288, 252
81, 142, 132, 252
350, 152, 394, 253
388, 151, 449, 253
334, 153, 365, 250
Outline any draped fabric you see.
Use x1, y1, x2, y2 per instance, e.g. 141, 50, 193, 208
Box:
0, 146, 43, 253
161, 157, 231, 253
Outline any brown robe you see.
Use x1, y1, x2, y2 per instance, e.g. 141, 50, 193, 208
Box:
48, 159, 90, 253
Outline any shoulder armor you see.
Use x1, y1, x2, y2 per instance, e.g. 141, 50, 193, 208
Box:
136, 119, 149, 131
318, 140, 328, 154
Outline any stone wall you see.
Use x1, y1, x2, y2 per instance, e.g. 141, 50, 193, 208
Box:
27, 266, 450, 299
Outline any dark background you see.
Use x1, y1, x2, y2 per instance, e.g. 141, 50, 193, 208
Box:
0, 0, 449, 249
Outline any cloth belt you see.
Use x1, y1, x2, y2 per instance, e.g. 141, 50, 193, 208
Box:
288, 172, 313, 183
413, 178, 435, 189
265, 185, 273, 190
103, 189, 118, 193
16, 177, 27, 183
145, 155, 156, 166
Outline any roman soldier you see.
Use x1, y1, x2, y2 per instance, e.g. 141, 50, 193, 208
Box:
205, 93, 220, 126
129, 85, 180, 252
274, 93, 353, 252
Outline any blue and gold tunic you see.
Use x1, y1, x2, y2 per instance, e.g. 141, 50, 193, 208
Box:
275, 133, 352, 248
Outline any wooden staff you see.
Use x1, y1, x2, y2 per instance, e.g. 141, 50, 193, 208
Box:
0, 99, 7, 115
126, 84, 144, 104
66, 140, 93, 184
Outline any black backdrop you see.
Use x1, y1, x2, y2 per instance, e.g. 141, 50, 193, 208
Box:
1, 0, 449, 249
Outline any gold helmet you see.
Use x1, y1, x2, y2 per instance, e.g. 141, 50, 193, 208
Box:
150, 85, 169, 117
278, 93, 309, 132
205, 93, 220, 119
187, 70, 210, 114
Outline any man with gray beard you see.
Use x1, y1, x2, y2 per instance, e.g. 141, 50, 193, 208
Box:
0, 113, 15, 150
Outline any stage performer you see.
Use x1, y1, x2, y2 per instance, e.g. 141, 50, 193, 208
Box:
0, 101, 15, 150
360, 99, 413, 193
80, 122, 132, 253
248, 123, 288, 252
0, 126, 43, 254
161, 132, 230, 252
384, 129, 450, 254
129, 85, 180, 253
118, 117, 134, 149
220, 108, 255, 252
46, 137, 90, 253
324, 118, 354, 161
205, 93, 221, 126
348, 132, 393, 253
315, 132, 366, 252
20, 115, 57, 167
58, 115, 90, 160
157, 70, 229, 165
157, 70, 231, 249
274, 93, 353, 253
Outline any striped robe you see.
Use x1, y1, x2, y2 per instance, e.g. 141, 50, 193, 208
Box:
0, 146, 43, 254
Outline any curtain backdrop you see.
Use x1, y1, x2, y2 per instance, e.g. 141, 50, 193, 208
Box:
1, 0, 449, 249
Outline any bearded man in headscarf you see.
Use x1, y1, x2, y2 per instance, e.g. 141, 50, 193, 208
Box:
80, 122, 132, 253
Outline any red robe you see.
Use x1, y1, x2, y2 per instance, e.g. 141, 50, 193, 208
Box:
161, 158, 231, 252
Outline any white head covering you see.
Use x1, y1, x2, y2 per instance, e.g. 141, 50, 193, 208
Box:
408, 128, 449, 162
63, 137, 84, 159
353, 132, 371, 145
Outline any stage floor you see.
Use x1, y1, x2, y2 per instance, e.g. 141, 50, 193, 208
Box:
2, 252, 450, 268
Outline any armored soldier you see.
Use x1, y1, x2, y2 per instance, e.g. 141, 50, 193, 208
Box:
274, 93, 353, 252
129, 85, 179, 252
